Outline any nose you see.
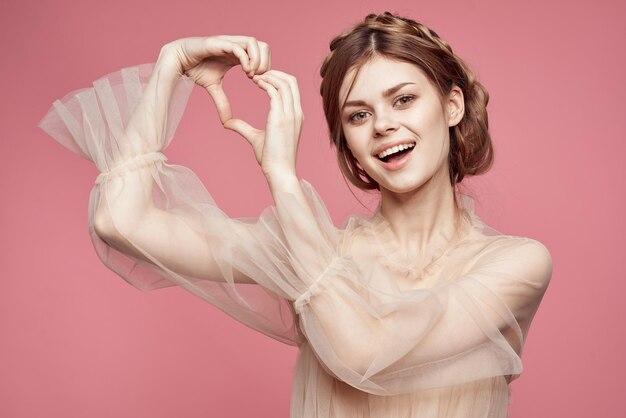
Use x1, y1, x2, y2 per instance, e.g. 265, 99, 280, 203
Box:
373, 110, 399, 137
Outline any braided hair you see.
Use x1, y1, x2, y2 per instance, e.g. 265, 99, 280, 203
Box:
320, 12, 493, 190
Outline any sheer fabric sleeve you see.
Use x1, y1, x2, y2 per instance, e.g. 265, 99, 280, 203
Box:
38, 63, 302, 346
262, 181, 553, 395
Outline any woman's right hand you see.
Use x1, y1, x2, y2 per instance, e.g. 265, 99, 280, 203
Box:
157, 36, 272, 124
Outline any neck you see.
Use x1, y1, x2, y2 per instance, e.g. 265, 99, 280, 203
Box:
378, 168, 460, 254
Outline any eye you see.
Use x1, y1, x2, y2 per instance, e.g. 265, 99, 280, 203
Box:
348, 111, 370, 124
394, 95, 415, 107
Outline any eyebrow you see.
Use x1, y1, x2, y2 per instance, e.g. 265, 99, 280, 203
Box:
342, 82, 415, 109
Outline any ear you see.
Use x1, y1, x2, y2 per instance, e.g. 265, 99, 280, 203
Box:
446, 85, 465, 127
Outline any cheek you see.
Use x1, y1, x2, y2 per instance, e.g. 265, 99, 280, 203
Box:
343, 131, 366, 159
408, 108, 450, 162
413, 110, 449, 152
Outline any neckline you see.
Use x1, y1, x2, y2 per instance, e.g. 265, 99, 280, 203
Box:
363, 191, 481, 281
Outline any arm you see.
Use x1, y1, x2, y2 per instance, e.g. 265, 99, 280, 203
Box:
229, 70, 553, 393
93, 38, 272, 284
39, 37, 304, 346
296, 230, 551, 385
271, 177, 552, 394
95, 203, 257, 285
276, 182, 552, 395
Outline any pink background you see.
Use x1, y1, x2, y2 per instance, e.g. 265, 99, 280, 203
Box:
1, 0, 624, 416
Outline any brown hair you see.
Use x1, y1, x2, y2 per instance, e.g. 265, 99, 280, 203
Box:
319, 11, 494, 190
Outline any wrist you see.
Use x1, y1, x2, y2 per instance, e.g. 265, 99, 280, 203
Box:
265, 170, 300, 193
155, 46, 183, 77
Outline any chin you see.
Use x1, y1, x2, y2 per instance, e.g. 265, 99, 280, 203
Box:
373, 161, 450, 196
378, 179, 427, 195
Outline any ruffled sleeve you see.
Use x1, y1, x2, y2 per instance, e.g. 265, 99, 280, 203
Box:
38, 62, 303, 346
38, 60, 552, 389
260, 181, 553, 395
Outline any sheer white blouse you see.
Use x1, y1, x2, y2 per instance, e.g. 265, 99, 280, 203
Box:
39, 63, 552, 418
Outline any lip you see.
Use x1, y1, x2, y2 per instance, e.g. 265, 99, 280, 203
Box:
376, 145, 414, 171
372, 139, 417, 157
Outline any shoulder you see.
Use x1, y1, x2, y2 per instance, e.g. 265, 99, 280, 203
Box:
508, 237, 553, 286
474, 235, 553, 289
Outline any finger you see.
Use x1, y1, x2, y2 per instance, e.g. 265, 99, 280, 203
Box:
254, 77, 283, 117
256, 42, 271, 74
258, 72, 292, 116
265, 71, 304, 135
218, 36, 261, 76
219, 41, 251, 73
245, 39, 261, 76
272, 70, 302, 118
283, 72, 304, 130
224, 118, 261, 144
206, 84, 233, 124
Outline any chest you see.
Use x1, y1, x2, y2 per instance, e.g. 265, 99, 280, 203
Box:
338, 228, 492, 291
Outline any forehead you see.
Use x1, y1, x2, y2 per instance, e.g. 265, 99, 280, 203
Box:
339, 56, 431, 105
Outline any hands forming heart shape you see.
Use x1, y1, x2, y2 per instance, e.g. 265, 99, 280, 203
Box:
159, 35, 303, 182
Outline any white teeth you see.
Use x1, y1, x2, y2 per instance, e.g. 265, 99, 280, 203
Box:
377, 142, 415, 159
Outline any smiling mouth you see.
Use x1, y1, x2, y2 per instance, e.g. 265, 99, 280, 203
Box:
376, 142, 416, 162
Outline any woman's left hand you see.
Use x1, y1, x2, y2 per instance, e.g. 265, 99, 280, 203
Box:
223, 70, 303, 182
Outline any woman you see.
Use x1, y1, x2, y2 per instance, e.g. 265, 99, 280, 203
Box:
39, 11, 552, 418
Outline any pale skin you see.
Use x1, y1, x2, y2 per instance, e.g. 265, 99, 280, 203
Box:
95, 36, 318, 284
339, 55, 465, 255
95, 36, 551, 379
96, 36, 464, 274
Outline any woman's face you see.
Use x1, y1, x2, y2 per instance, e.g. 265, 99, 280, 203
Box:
339, 55, 463, 195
